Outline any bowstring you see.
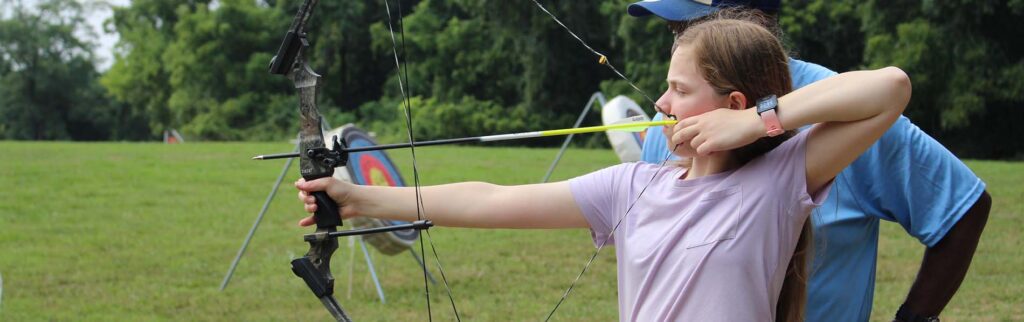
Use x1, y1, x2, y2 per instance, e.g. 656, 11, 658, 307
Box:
525, 1, 676, 320
381, 0, 462, 321
386, 1, 670, 320
396, 0, 463, 319
528, 0, 658, 108
543, 146, 678, 321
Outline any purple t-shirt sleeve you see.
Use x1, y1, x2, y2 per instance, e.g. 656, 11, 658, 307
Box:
568, 163, 648, 246
747, 130, 832, 215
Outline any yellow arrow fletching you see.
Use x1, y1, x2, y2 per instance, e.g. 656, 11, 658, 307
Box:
538, 120, 677, 137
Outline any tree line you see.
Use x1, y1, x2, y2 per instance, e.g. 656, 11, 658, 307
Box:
1, 0, 1021, 158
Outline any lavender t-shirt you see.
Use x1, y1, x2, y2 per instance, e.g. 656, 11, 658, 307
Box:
569, 131, 830, 321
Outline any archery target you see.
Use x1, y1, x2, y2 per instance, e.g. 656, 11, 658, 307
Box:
601, 96, 650, 162
329, 124, 419, 255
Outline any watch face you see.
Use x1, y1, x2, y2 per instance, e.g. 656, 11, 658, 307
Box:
757, 95, 778, 114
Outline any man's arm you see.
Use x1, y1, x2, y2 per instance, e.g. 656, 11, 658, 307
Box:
897, 190, 991, 320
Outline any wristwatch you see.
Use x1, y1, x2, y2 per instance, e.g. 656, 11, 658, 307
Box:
894, 304, 940, 322
755, 94, 784, 137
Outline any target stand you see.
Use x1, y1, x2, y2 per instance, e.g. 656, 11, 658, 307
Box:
220, 126, 435, 303
327, 125, 424, 255
325, 125, 437, 302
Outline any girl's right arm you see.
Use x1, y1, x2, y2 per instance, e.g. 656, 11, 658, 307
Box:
779, 67, 911, 193
296, 178, 590, 229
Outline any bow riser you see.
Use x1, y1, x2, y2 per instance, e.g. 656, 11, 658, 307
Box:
268, 0, 349, 320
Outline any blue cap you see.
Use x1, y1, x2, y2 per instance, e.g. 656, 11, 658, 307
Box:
627, 0, 781, 21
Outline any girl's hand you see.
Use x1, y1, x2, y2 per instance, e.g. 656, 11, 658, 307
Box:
295, 177, 354, 227
663, 123, 698, 158
671, 108, 764, 156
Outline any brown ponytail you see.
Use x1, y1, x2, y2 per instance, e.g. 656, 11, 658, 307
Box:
777, 221, 812, 322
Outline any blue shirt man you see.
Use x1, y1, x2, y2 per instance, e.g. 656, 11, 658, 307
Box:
629, 1, 991, 321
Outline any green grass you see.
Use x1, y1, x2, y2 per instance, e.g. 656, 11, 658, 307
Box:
0, 141, 1020, 321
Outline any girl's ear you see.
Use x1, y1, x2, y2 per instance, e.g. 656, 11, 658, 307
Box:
727, 91, 748, 110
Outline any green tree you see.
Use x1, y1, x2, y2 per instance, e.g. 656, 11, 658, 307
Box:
860, 0, 1024, 133
93, 0, 1023, 156
0, 0, 116, 140
303, 0, 410, 112
102, 0, 211, 138
598, 0, 674, 112
103, 0, 407, 140
357, 0, 636, 145
780, 0, 863, 72
161, 0, 295, 140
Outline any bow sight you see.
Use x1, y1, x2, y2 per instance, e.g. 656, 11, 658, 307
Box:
261, 0, 432, 320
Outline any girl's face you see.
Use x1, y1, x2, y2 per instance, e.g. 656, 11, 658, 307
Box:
655, 45, 725, 120
655, 44, 732, 156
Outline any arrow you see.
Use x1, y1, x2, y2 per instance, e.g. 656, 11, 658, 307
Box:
252, 117, 676, 160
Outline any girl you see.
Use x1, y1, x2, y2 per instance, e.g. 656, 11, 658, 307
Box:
296, 18, 910, 321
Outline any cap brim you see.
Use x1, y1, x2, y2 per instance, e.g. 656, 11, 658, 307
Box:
627, 0, 719, 21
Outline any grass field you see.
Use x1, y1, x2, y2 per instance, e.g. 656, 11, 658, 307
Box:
0, 141, 1020, 321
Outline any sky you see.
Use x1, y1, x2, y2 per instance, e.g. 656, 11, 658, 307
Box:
84, 0, 130, 71
10, 0, 131, 71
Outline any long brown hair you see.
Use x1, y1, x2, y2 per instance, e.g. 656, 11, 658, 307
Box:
673, 17, 811, 322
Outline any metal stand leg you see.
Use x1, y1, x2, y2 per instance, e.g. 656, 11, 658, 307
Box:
359, 238, 387, 303
542, 92, 607, 182
220, 133, 425, 306
409, 249, 437, 285
347, 237, 356, 299
220, 141, 299, 290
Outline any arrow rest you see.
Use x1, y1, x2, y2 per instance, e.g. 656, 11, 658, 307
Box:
304, 135, 348, 170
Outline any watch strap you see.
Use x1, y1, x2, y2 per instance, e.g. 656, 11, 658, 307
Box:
759, 108, 784, 137
756, 94, 784, 137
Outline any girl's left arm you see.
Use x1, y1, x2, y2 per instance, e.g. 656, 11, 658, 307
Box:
358, 181, 590, 229
297, 178, 589, 229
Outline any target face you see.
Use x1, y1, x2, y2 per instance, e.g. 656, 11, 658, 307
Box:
601, 96, 650, 162
341, 126, 420, 245
625, 109, 647, 145
345, 136, 404, 188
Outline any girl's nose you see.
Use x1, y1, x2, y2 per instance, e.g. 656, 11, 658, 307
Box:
655, 91, 672, 117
